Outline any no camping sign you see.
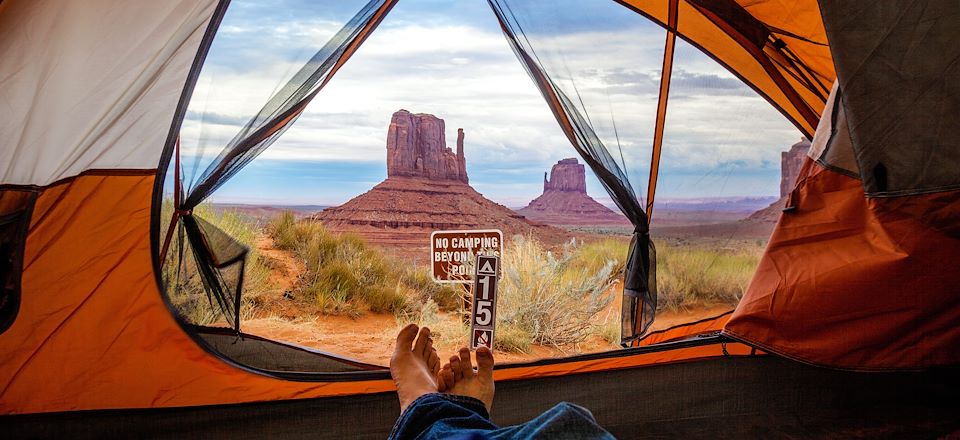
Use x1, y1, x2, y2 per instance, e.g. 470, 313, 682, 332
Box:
469, 254, 499, 350
430, 229, 502, 283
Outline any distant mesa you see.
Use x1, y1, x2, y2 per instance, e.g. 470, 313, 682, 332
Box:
310, 110, 570, 255
516, 158, 630, 226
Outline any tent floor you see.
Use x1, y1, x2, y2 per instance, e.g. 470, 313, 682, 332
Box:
3, 355, 958, 439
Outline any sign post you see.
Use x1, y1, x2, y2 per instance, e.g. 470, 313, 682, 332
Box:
469, 254, 499, 350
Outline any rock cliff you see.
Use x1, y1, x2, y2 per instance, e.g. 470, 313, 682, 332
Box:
746, 137, 811, 223
543, 158, 587, 193
780, 138, 811, 198
386, 110, 468, 183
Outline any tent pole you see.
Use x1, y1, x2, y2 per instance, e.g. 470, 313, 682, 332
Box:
646, 0, 678, 222
159, 136, 182, 264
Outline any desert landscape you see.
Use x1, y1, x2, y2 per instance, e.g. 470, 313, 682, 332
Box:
167, 111, 810, 367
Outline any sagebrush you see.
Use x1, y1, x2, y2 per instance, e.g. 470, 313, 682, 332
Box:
268, 212, 460, 316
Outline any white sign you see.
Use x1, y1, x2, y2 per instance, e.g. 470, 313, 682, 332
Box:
469, 254, 499, 350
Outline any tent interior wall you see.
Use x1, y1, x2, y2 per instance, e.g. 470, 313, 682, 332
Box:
1, 0, 958, 438
4, 356, 959, 439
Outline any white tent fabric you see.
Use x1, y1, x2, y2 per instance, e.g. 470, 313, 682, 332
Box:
0, 0, 218, 186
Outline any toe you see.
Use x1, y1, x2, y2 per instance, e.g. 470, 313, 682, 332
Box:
438, 365, 453, 392
413, 327, 431, 358
440, 366, 455, 390
476, 346, 495, 378
394, 324, 418, 355
428, 351, 440, 375
450, 356, 463, 381
459, 348, 474, 378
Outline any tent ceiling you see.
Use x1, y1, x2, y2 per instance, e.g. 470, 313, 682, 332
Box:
616, 0, 834, 137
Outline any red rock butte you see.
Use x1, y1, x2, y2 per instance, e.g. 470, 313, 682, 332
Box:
310, 110, 570, 258
517, 158, 629, 226
387, 109, 468, 183
745, 137, 811, 223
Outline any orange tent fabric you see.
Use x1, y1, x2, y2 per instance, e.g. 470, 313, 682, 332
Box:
724, 160, 960, 370
0, 174, 398, 414
618, 0, 833, 137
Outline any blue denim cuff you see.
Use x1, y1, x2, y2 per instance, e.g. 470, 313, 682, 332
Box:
401, 393, 489, 420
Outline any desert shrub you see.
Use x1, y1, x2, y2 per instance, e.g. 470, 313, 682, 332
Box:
497, 236, 618, 350
402, 269, 463, 312
163, 203, 273, 326
655, 242, 761, 311
567, 238, 629, 278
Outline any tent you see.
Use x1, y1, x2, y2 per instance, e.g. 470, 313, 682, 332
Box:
1, 0, 958, 438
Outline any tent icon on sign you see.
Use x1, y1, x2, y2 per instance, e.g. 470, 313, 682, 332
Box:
478, 260, 495, 274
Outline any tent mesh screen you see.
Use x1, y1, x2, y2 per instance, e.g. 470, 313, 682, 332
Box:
159, 0, 397, 335
488, 0, 659, 343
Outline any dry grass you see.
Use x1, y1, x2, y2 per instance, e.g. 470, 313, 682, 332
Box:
165, 205, 763, 355
544, 236, 761, 312
496, 236, 619, 352
656, 242, 761, 311
268, 212, 460, 317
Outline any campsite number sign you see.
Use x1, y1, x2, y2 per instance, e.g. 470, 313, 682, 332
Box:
469, 255, 499, 350
431, 229, 502, 283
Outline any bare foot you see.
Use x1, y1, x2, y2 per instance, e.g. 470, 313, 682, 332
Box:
442, 346, 495, 413
389, 324, 442, 412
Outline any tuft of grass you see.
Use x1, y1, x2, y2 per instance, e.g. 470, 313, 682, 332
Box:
495, 325, 534, 353
268, 212, 455, 317
402, 269, 464, 312
655, 241, 762, 312
566, 238, 628, 279
396, 300, 469, 349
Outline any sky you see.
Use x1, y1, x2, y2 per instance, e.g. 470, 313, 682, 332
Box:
179, 0, 803, 208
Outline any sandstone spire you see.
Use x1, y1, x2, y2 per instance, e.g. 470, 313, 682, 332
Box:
456, 128, 468, 183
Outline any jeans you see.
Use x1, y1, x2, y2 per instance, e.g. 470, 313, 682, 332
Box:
388, 393, 616, 440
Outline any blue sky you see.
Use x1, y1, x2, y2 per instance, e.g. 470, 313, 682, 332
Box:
180, 0, 802, 207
